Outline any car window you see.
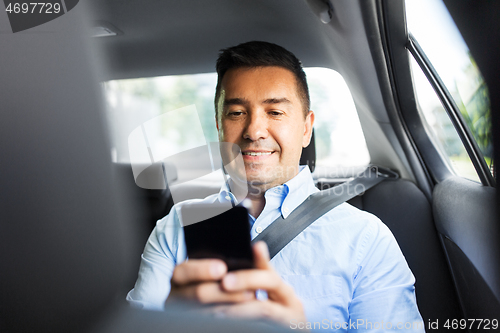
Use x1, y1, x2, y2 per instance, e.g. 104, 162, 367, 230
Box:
306, 68, 369, 175
103, 68, 369, 175
405, 0, 493, 181
409, 57, 480, 182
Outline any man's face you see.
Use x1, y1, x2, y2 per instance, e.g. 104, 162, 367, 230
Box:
216, 66, 314, 192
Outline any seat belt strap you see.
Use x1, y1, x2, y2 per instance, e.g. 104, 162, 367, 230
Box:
251, 166, 398, 259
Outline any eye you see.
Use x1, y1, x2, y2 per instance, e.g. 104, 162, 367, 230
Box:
227, 110, 245, 117
268, 110, 283, 116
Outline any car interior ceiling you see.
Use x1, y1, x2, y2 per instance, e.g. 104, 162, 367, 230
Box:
1, 0, 498, 332
90, 0, 416, 181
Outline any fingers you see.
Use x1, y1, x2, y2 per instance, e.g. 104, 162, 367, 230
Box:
222, 270, 295, 305
221, 242, 297, 306
169, 259, 256, 304
171, 259, 227, 286
221, 269, 281, 292
171, 242, 269, 287
210, 301, 307, 327
168, 282, 255, 304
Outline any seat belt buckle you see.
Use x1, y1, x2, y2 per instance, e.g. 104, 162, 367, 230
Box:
368, 165, 399, 180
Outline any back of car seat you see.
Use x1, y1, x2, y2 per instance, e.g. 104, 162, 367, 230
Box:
0, 5, 289, 333
0, 8, 133, 332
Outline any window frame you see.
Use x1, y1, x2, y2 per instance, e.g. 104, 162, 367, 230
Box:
379, 0, 495, 188
407, 34, 494, 187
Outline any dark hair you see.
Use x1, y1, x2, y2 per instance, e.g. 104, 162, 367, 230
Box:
214, 41, 310, 117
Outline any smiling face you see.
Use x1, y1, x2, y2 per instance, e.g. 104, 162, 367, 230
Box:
216, 66, 314, 194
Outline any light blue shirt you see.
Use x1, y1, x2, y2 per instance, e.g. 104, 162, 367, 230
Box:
127, 166, 425, 332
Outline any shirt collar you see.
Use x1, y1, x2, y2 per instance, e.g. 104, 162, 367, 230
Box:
218, 165, 318, 218
218, 179, 238, 205
280, 165, 318, 218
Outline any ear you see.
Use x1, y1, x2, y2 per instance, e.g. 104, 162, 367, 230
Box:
215, 89, 225, 133
302, 110, 315, 147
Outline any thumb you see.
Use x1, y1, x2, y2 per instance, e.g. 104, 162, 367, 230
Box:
253, 241, 272, 270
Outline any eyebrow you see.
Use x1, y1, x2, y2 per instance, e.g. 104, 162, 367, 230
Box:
223, 98, 248, 107
262, 97, 292, 105
223, 97, 292, 107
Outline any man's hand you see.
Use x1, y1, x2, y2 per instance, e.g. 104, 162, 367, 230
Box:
213, 241, 307, 326
167, 258, 255, 304
167, 241, 306, 326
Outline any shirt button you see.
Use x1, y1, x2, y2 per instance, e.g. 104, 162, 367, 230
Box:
283, 207, 289, 213
225, 195, 231, 201
256, 226, 263, 233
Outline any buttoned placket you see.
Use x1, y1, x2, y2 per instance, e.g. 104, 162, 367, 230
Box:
249, 185, 287, 240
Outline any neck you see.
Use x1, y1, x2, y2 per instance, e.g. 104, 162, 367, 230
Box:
246, 194, 266, 218
228, 178, 266, 218
228, 166, 302, 218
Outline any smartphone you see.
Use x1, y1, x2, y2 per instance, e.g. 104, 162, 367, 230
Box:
181, 203, 254, 271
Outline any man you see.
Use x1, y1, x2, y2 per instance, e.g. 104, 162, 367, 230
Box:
127, 41, 424, 331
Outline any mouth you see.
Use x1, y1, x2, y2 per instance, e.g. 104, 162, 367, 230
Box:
242, 151, 274, 156
241, 150, 275, 161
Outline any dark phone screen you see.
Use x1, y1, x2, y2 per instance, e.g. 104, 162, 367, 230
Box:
182, 204, 254, 271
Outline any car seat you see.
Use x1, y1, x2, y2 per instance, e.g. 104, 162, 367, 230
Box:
0, 5, 290, 333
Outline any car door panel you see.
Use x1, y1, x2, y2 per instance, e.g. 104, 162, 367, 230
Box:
433, 177, 500, 323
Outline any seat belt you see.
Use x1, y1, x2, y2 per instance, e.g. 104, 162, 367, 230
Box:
251, 166, 398, 259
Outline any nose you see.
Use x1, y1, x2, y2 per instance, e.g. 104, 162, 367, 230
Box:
243, 110, 268, 141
